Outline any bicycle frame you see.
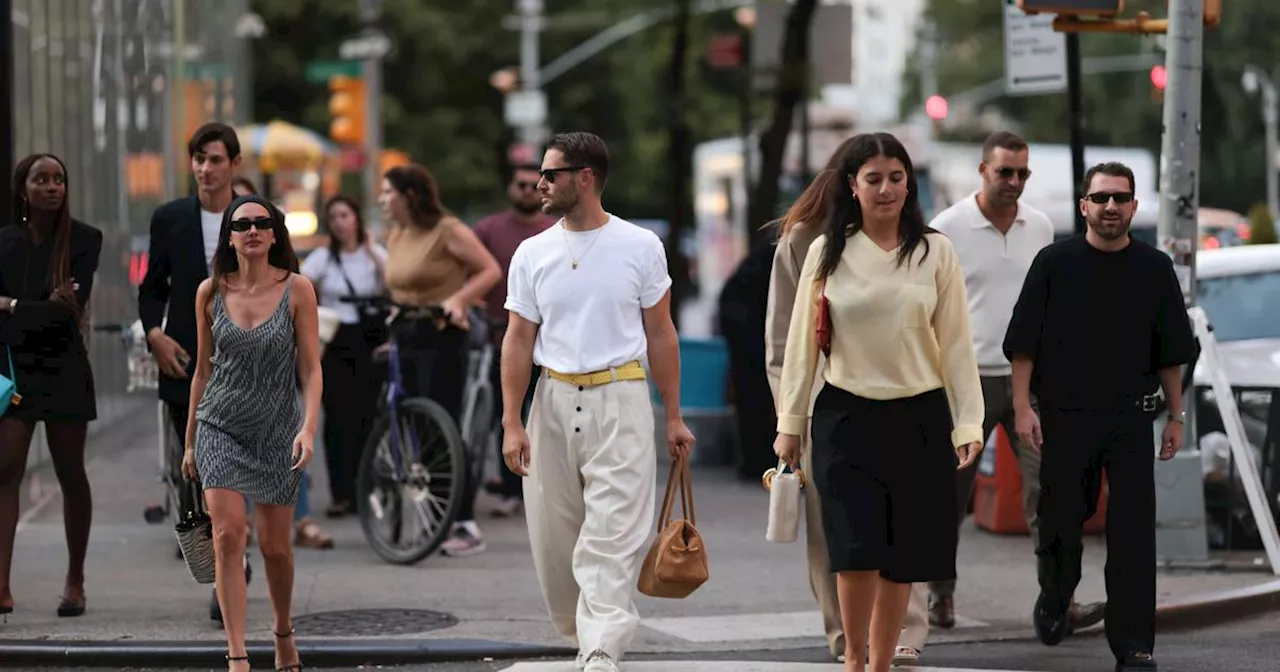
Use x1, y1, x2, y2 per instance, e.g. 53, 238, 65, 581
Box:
381, 328, 421, 478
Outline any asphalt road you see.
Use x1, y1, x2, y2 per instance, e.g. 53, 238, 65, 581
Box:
21, 608, 1280, 671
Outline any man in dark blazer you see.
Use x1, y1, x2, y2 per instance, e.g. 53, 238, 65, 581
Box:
137, 121, 247, 622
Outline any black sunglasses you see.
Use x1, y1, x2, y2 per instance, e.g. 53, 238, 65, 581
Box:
230, 217, 273, 233
514, 180, 538, 190
1085, 192, 1134, 205
995, 167, 1032, 181
539, 166, 586, 184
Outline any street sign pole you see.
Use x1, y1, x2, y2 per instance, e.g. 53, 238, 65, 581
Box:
1154, 0, 1210, 566
517, 0, 545, 151
1066, 33, 1086, 235
357, 0, 386, 230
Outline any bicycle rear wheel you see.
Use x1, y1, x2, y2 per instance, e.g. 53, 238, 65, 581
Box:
356, 396, 466, 565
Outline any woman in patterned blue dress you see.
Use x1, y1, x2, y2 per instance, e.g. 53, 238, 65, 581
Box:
181, 194, 322, 672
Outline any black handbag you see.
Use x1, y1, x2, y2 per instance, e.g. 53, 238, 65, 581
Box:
331, 252, 388, 348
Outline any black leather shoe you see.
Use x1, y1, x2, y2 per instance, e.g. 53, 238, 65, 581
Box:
1116, 651, 1157, 670
1067, 600, 1106, 633
1033, 592, 1068, 646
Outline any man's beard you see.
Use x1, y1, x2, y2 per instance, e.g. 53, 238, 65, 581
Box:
513, 201, 541, 215
1087, 213, 1132, 240
541, 192, 578, 216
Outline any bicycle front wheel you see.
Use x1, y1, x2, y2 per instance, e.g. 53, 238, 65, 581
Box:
356, 397, 467, 565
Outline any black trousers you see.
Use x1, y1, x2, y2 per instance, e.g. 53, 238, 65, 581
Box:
394, 318, 475, 522
321, 323, 379, 506
166, 402, 198, 516
1037, 407, 1157, 659
490, 350, 538, 499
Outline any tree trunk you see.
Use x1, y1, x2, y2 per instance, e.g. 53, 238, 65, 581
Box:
666, 0, 694, 327
747, 0, 818, 245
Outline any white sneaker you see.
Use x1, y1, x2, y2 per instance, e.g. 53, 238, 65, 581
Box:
582, 650, 620, 672
574, 651, 587, 670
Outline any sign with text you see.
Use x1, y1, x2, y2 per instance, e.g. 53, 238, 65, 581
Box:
1004, 0, 1068, 95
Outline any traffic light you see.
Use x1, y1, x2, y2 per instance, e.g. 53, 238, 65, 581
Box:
1150, 65, 1167, 91
328, 75, 366, 145
1017, 1, 1123, 17
925, 95, 949, 121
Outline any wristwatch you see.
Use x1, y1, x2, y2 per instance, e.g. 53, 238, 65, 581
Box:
1168, 410, 1186, 424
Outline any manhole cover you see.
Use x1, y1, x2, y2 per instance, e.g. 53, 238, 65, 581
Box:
292, 608, 458, 636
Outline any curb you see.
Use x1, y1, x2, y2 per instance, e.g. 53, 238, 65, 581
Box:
0, 638, 577, 667
1154, 578, 1280, 630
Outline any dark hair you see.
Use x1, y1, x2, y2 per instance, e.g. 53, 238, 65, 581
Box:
324, 194, 367, 259
981, 131, 1028, 161
817, 132, 931, 279
384, 163, 449, 229
188, 122, 241, 160
773, 135, 861, 237
545, 132, 610, 191
1082, 161, 1136, 194
509, 162, 542, 181
211, 195, 299, 290
231, 176, 258, 195
12, 153, 78, 316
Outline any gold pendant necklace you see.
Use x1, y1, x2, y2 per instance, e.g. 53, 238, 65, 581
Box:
562, 225, 604, 270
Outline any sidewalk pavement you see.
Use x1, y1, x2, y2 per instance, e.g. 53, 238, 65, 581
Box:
2, 406, 1277, 668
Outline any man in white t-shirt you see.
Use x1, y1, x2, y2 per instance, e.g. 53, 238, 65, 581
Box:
898, 132, 1105, 657
501, 132, 695, 672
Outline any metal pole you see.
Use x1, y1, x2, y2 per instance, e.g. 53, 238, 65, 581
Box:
1, 0, 13, 215
1065, 33, 1086, 235
1154, 0, 1209, 566
518, 0, 543, 148
360, 0, 383, 229
1263, 78, 1278, 220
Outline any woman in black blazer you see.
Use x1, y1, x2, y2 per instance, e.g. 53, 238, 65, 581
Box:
0, 153, 104, 619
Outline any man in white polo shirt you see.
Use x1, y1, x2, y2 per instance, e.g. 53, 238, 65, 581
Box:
500, 131, 695, 672
900, 132, 1105, 655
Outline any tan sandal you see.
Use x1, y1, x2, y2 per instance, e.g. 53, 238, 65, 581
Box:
294, 517, 334, 549
892, 646, 920, 665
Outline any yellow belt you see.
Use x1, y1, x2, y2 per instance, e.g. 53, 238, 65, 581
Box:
547, 360, 646, 387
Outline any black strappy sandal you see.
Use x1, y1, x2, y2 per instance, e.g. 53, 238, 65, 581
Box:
273, 627, 302, 671
226, 653, 250, 670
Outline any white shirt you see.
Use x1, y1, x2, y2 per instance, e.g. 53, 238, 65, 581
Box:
505, 215, 672, 374
299, 244, 389, 324
201, 208, 222, 273
930, 192, 1054, 376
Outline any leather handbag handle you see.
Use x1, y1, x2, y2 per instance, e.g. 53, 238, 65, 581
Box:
657, 456, 697, 526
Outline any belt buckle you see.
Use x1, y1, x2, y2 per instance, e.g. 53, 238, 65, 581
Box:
1141, 395, 1158, 412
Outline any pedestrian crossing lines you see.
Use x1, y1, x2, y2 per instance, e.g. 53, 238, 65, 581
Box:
500, 663, 1039, 671
640, 610, 990, 643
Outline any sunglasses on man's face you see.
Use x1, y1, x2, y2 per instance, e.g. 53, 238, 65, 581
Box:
1085, 192, 1135, 205
230, 217, 273, 233
514, 180, 538, 191
995, 167, 1032, 181
539, 166, 586, 184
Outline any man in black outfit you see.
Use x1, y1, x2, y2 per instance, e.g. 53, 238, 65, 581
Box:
137, 122, 250, 622
1003, 162, 1195, 671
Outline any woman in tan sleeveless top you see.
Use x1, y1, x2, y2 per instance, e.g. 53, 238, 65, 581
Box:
378, 163, 500, 556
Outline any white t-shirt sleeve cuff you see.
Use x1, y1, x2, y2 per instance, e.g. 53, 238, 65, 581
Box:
503, 299, 542, 324
640, 275, 672, 309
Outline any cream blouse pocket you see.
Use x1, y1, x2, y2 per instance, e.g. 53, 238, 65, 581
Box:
900, 285, 935, 329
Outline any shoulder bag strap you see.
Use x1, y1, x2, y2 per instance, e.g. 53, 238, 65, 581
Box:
677, 457, 696, 525
328, 251, 360, 297
657, 459, 681, 527
5, 345, 16, 392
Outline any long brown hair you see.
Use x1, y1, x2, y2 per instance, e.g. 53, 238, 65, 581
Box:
770, 135, 860, 238
12, 153, 78, 314
211, 195, 300, 290
384, 164, 449, 229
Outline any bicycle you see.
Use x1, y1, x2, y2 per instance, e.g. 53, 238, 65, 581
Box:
341, 296, 473, 565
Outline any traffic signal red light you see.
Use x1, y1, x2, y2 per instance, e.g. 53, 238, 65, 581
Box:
925, 95, 949, 121
1150, 65, 1167, 91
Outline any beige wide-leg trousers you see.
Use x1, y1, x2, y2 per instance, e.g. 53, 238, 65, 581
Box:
523, 372, 657, 661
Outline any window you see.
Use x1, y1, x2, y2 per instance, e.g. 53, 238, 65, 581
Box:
1197, 271, 1280, 342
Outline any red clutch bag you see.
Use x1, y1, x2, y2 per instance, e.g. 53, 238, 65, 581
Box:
815, 279, 832, 357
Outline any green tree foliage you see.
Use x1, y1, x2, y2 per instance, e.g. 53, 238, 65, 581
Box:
1247, 202, 1278, 244
900, 0, 1280, 213
250, 0, 747, 221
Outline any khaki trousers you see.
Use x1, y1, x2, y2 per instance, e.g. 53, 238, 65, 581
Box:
523, 373, 657, 661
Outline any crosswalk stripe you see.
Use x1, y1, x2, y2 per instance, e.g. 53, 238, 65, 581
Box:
500, 662, 1039, 671
640, 610, 991, 643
